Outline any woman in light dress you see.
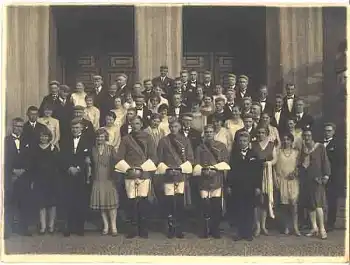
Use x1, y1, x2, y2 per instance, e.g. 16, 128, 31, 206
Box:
70, 82, 87, 107
275, 133, 301, 236
286, 117, 303, 151
84, 94, 100, 131
148, 86, 169, 108
123, 92, 136, 110
260, 112, 281, 148
158, 104, 170, 136
212, 114, 233, 153
225, 105, 244, 141
37, 104, 60, 147
88, 128, 119, 236
191, 102, 206, 133
111, 97, 127, 129
102, 111, 121, 151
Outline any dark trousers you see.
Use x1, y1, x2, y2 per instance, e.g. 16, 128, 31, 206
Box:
65, 180, 89, 233
326, 182, 339, 228
235, 198, 254, 238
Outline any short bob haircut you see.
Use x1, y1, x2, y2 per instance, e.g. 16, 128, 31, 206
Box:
95, 128, 109, 142
106, 111, 117, 121
158, 103, 169, 113
281, 132, 295, 143
39, 126, 53, 142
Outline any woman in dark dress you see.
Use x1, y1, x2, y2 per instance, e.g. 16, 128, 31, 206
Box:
251, 125, 277, 237
299, 128, 331, 239
31, 127, 60, 234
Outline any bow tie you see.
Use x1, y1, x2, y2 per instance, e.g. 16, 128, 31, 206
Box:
287, 96, 294, 100
12, 135, 20, 140
228, 102, 234, 106
324, 139, 332, 143
260, 100, 266, 103
183, 128, 190, 133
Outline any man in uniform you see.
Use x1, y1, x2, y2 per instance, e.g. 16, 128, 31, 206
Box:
227, 131, 263, 241
60, 118, 93, 237
4, 117, 33, 237
152, 65, 173, 95
116, 116, 157, 238
157, 119, 194, 238
193, 125, 229, 239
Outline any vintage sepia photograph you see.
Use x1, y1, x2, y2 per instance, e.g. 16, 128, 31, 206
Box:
1, 2, 348, 262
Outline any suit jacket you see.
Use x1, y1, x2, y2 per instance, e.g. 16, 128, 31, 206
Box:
207, 111, 231, 124
22, 121, 47, 150
116, 131, 158, 169
55, 99, 74, 144
59, 133, 93, 183
152, 76, 174, 95
295, 113, 314, 130
235, 88, 253, 107
117, 85, 130, 99
157, 133, 194, 167
282, 95, 296, 117
135, 106, 152, 127
188, 80, 199, 91
80, 118, 95, 143
39, 94, 60, 118
255, 98, 274, 116
223, 101, 236, 116
324, 138, 342, 185
202, 82, 215, 95
120, 122, 132, 138
270, 109, 288, 134
168, 104, 188, 119
227, 147, 263, 199
234, 127, 257, 145
180, 127, 202, 151
4, 134, 32, 197
91, 87, 107, 111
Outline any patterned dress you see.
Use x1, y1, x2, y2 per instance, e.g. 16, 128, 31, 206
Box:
90, 144, 119, 210
275, 149, 299, 204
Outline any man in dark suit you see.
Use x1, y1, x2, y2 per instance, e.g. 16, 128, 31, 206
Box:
225, 73, 237, 92
235, 75, 252, 107
208, 97, 231, 124
55, 85, 74, 144
189, 69, 199, 91
202, 71, 215, 95
180, 113, 202, 157
134, 94, 152, 127
99, 84, 118, 127
60, 118, 93, 237
22, 106, 47, 149
270, 94, 288, 134
120, 107, 137, 137
91, 75, 106, 110
116, 74, 130, 98
4, 118, 33, 237
168, 93, 188, 119
39, 80, 61, 117
224, 89, 236, 116
142, 79, 154, 102
294, 98, 314, 130
323, 123, 342, 231
152, 65, 174, 95
241, 97, 253, 117
227, 131, 263, 241
255, 85, 274, 116
282, 83, 297, 117
72, 106, 95, 143
234, 113, 257, 145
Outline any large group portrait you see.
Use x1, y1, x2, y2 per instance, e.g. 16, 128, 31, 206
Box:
0, 2, 348, 263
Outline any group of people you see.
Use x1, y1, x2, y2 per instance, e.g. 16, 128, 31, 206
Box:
4, 65, 343, 242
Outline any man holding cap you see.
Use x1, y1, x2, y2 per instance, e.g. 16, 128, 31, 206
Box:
115, 116, 157, 239
157, 119, 194, 238
193, 124, 230, 239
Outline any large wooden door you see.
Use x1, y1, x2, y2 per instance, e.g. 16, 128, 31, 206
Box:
182, 52, 238, 88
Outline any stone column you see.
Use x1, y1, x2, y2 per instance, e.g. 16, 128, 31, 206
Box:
6, 6, 51, 123
266, 7, 323, 118
134, 6, 182, 81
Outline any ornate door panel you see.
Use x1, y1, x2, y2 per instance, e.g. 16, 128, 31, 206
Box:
102, 53, 136, 89
74, 54, 100, 93
183, 52, 237, 87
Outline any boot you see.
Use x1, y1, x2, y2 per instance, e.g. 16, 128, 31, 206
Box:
210, 197, 222, 239
200, 198, 211, 238
175, 194, 185, 239
126, 198, 138, 239
138, 197, 149, 239
165, 195, 175, 238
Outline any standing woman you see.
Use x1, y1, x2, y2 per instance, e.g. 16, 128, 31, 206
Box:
71, 82, 87, 107
102, 111, 121, 151
299, 128, 331, 239
111, 97, 127, 129
37, 104, 60, 148
286, 117, 303, 151
31, 127, 60, 234
158, 104, 171, 136
88, 128, 119, 236
200, 95, 215, 125
225, 105, 244, 142
275, 133, 301, 236
251, 125, 277, 236
259, 112, 281, 149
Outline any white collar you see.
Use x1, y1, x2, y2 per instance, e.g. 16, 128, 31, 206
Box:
12, 133, 20, 139
30, 121, 36, 126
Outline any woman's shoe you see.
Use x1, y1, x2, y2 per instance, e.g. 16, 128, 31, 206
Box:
101, 229, 108, 236
261, 228, 269, 236
320, 230, 327, 240
48, 227, 55, 234
283, 228, 290, 235
293, 229, 301, 237
111, 230, 118, 237
305, 229, 319, 237
253, 227, 261, 237
39, 229, 46, 235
